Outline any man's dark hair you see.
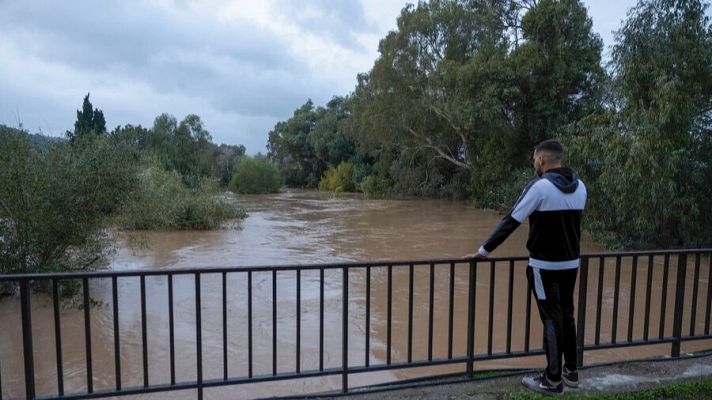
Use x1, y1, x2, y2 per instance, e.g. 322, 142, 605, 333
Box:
535, 139, 563, 161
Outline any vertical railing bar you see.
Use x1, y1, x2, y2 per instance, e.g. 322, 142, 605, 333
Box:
487, 261, 495, 356
111, 277, 120, 391
195, 273, 203, 400
0, 342, 2, 400
387, 265, 392, 365
659, 254, 670, 340
448, 262, 455, 360
20, 279, 36, 400
296, 269, 301, 374
611, 256, 622, 343
705, 253, 712, 335
222, 271, 228, 381
524, 272, 532, 352
595, 257, 604, 345
644, 255, 654, 340
466, 261, 477, 376
506, 260, 514, 354
671, 254, 687, 357
627, 256, 638, 343
428, 263, 435, 362
248, 271, 253, 378
365, 266, 371, 368
407, 264, 414, 363
168, 274, 175, 385
140, 275, 148, 387
272, 270, 277, 376
342, 267, 348, 393
576, 257, 589, 368
83, 277, 93, 393
690, 254, 701, 336
319, 267, 324, 371
53, 279, 65, 395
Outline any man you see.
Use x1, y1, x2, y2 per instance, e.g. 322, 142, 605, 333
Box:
465, 139, 587, 396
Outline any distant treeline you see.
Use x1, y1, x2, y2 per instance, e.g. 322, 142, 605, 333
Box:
0, 95, 259, 277
266, 0, 712, 249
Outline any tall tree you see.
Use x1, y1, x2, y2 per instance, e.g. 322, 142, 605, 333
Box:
350, 0, 509, 176
508, 0, 605, 163
599, 0, 712, 247
267, 100, 323, 187
68, 93, 107, 141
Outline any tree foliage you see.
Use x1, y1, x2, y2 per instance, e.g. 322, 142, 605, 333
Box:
67, 93, 107, 141
112, 114, 246, 186
566, 0, 712, 248
0, 93, 251, 276
266, 0, 711, 248
229, 156, 282, 194
267, 97, 356, 188
0, 127, 138, 275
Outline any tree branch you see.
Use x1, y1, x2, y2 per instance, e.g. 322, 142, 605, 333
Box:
404, 126, 470, 171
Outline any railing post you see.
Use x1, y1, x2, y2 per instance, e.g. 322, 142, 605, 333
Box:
20, 279, 36, 400
671, 254, 687, 357
342, 267, 349, 393
576, 257, 589, 368
466, 261, 476, 376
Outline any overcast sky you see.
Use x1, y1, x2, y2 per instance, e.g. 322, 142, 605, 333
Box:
1, 0, 639, 154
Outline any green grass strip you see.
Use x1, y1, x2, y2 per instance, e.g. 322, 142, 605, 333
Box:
506, 378, 712, 400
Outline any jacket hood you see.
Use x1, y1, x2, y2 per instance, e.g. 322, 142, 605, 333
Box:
543, 168, 578, 194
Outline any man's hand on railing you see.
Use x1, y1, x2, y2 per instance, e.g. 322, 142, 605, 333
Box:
463, 252, 487, 260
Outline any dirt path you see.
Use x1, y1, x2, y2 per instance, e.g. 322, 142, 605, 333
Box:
309, 352, 712, 399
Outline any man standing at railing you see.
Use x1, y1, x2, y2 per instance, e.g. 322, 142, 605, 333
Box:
465, 139, 587, 396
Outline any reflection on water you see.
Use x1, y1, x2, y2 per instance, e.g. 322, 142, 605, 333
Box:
1, 190, 710, 399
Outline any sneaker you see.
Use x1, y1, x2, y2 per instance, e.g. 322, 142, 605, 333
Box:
562, 366, 579, 388
521, 373, 564, 397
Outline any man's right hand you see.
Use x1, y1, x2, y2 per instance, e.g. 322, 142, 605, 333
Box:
463, 252, 488, 260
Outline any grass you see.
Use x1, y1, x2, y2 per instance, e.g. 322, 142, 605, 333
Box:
506, 378, 712, 399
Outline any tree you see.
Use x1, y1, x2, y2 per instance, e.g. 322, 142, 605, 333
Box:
0, 129, 138, 275
350, 0, 509, 177
267, 100, 323, 187
508, 0, 605, 164
68, 93, 107, 141
564, 0, 712, 248
601, 0, 712, 247
229, 156, 282, 194
309, 97, 356, 167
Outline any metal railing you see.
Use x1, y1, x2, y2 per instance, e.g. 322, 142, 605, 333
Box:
0, 249, 711, 399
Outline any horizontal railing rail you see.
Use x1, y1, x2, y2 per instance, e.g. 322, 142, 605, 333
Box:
0, 249, 710, 400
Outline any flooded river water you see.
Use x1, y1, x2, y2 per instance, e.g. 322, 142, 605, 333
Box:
1, 190, 710, 399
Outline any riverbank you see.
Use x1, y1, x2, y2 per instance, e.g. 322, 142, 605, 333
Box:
323, 352, 712, 399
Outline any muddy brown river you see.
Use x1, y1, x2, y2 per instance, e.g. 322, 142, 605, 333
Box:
1, 190, 710, 399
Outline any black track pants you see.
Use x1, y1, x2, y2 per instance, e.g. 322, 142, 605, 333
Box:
526, 265, 578, 382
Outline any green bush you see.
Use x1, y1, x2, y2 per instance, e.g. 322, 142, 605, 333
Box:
358, 175, 384, 199
0, 129, 138, 275
229, 156, 282, 194
318, 162, 356, 192
118, 163, 245, 230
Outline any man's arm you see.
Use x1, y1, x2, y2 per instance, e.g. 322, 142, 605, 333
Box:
477, 216, 521, 257
465, 180, 542, 258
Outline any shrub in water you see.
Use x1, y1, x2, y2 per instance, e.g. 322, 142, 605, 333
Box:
229, 156, 282, 194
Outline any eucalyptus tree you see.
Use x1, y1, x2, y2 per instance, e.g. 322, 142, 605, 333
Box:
350, 1, 509, 175
348, 0, 604, 195
596, 0, 712, 247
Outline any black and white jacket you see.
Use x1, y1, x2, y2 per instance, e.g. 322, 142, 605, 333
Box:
478, 168, 587, 270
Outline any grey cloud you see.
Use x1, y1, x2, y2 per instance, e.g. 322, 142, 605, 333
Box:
0, 0, 309, 116
274, 0, 376, 50
0, 0, 389, 152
